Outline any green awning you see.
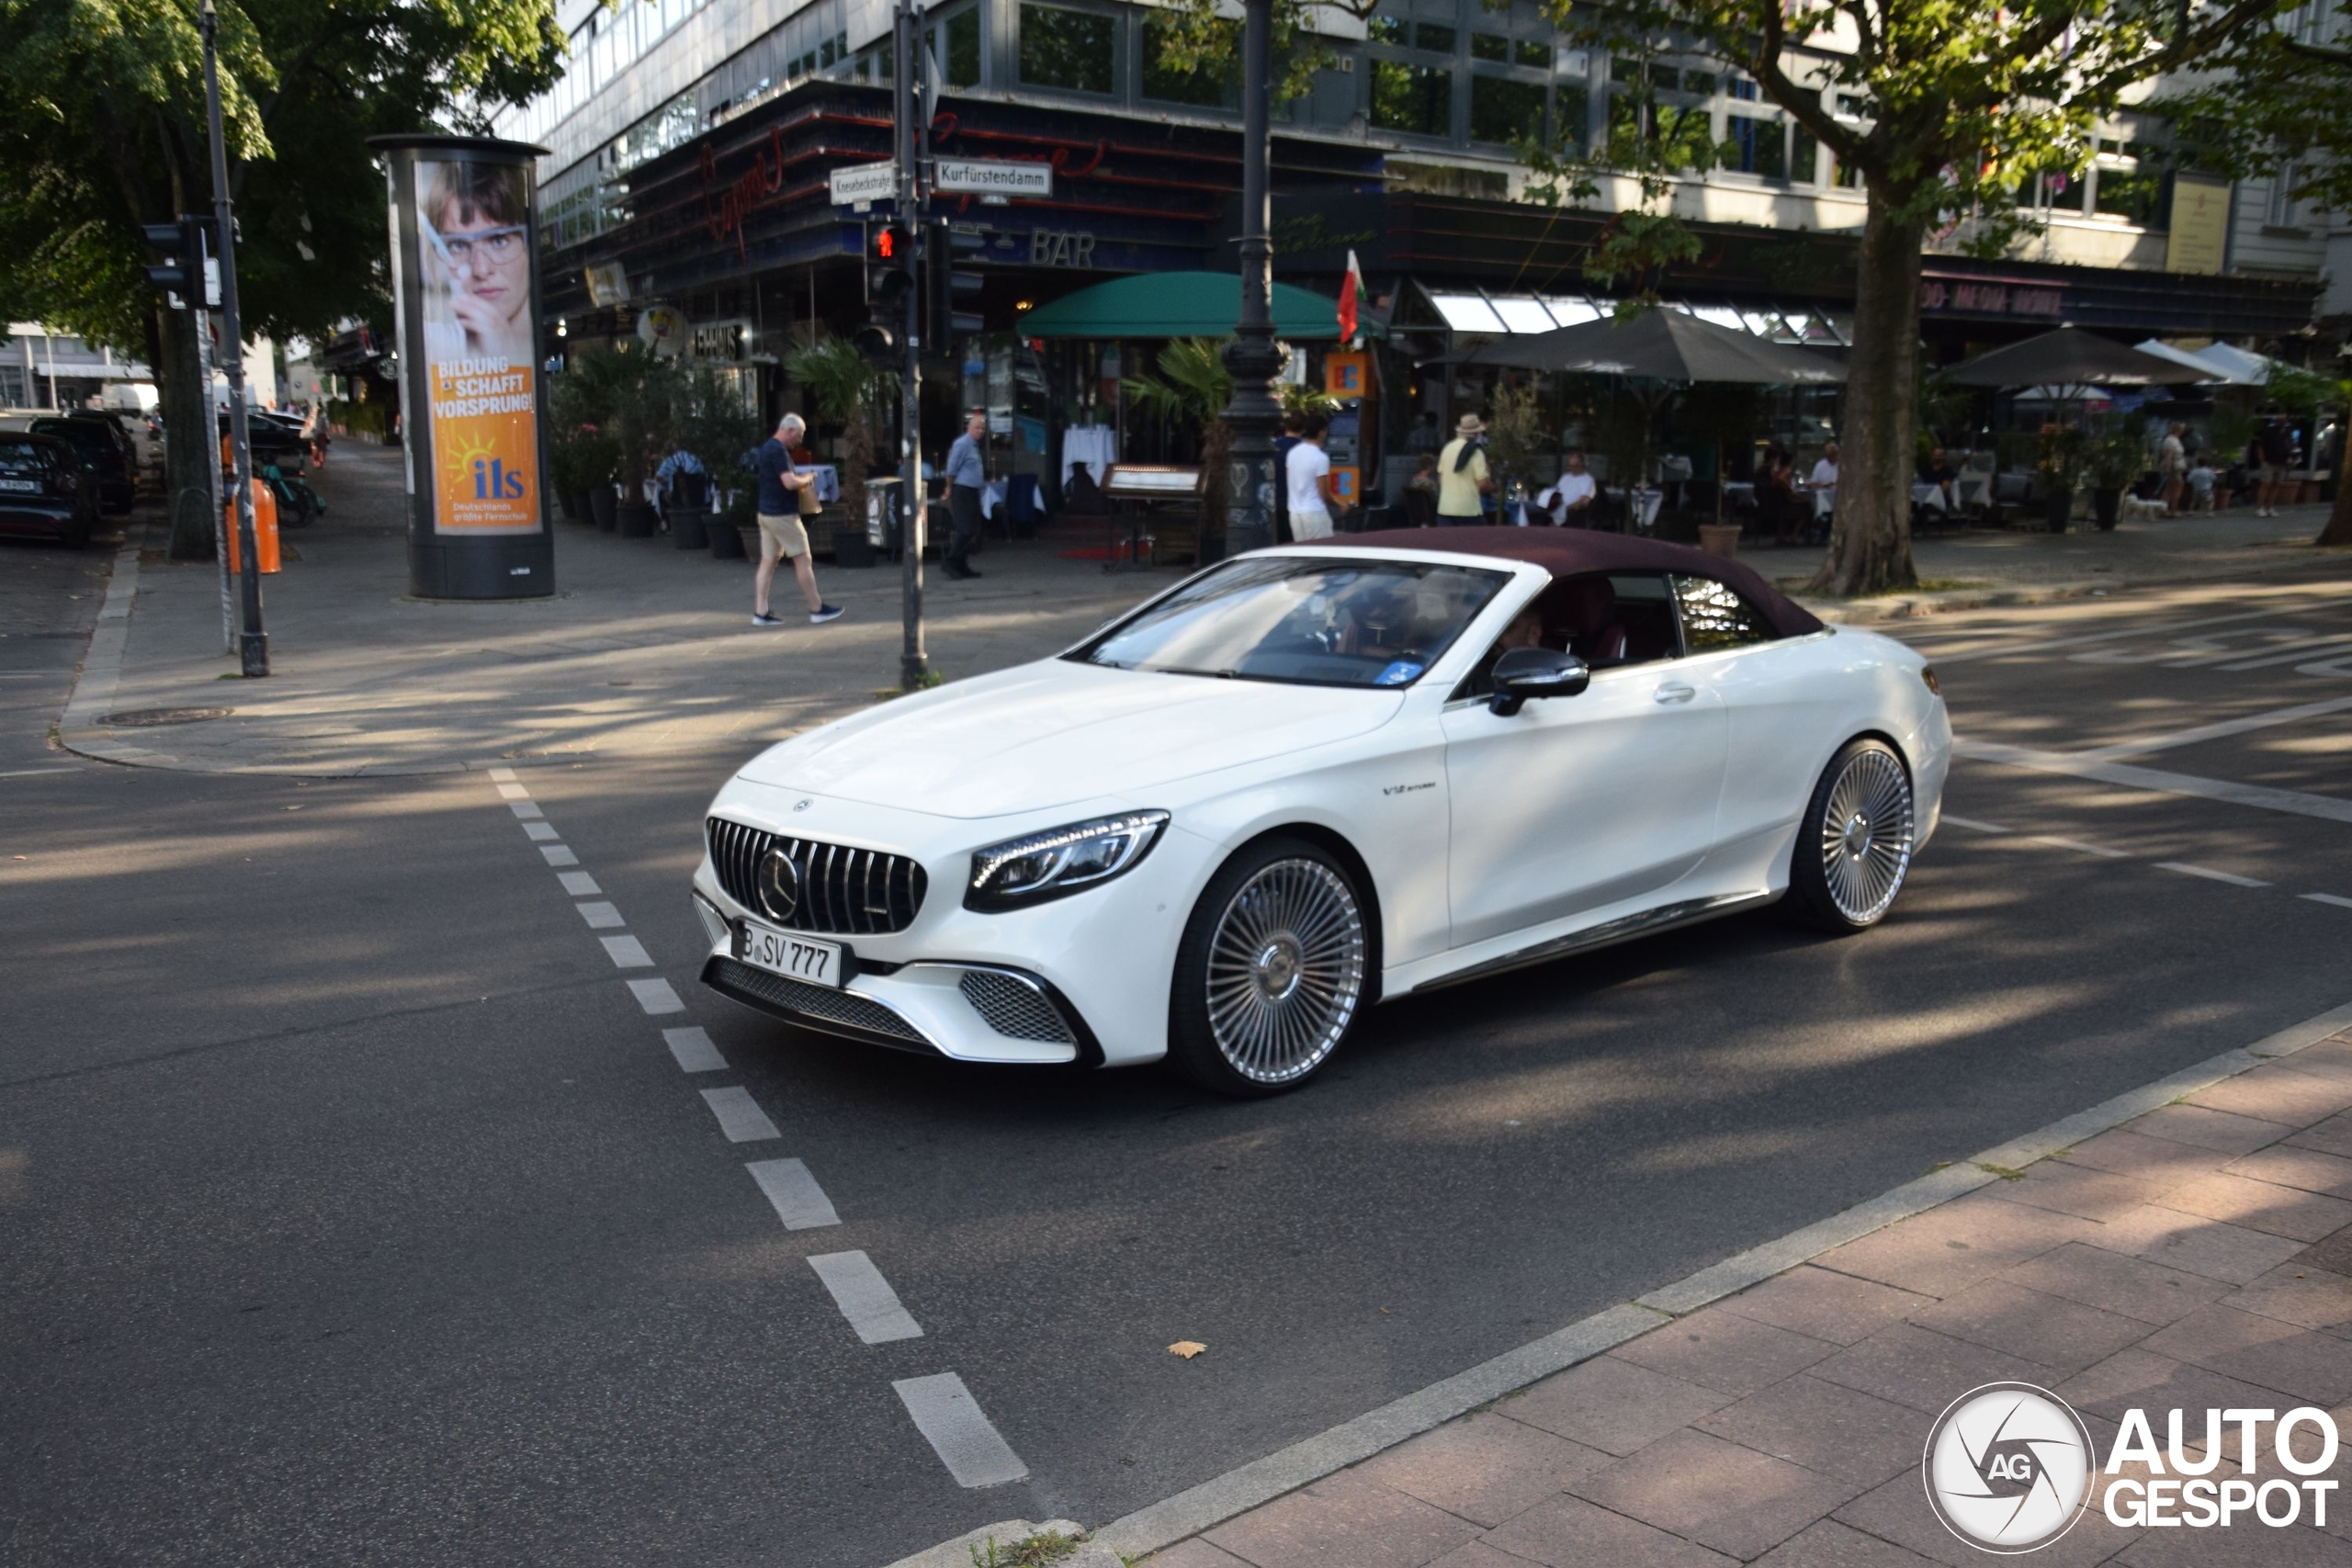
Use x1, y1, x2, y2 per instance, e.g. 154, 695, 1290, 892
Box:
1017, 271, 1383, 340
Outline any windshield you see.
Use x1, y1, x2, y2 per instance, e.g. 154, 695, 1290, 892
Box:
1073, 556, 1508, 687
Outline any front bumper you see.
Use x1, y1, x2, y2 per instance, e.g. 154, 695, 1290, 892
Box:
690, 779, 1209, 1066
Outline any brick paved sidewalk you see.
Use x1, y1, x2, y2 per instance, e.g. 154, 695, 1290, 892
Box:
1144, 1028, 2352, 1568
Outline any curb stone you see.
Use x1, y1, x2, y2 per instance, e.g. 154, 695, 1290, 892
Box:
1794, 546, 2350, 625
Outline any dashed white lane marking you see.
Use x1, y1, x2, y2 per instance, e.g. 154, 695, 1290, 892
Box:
557, 871, 602, 896
508, 800, 544, 820
700, 1086, 781, 1143
0, 767, 78, 778
540, 844, 579, 867
487, 766, 516, 782
601, 934, 652, 967
1916, 604, 2327, 666
808, 1250, 924, 1343
628, 978, 684, 1014
523, 820, 560, 841
1958, 739, 2352, 827
2035, 835, 2129, 859
894, 1373, 1028, 1488
577, 901, 626, 931
746, 1157, 841, 1230
496, 782, 531, 801
2074, 694, 2352, 763
2305, 894, 2352, 910
1939, 814, 2011, 833
662, 1026, 728, 1072
2154, 861, 2271, 888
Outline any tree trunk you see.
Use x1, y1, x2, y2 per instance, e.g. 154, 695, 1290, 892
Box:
152, 299, 217, 560
1808, 198, 1924, 596
2320, 415, 2352, 547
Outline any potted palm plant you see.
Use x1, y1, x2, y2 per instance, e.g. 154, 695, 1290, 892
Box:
2034, 423, 2086, 533
2085, 423, 2144, 532
672, 364, 763, 551
785, 336, 893, 565
1126, 337, 1233, 558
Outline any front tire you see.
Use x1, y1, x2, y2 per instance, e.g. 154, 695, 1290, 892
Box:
1786, 739, 1915, 933
1168, 837, 1369, 1096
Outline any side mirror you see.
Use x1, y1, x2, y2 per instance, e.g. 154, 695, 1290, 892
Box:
1488, 648, 1591, 716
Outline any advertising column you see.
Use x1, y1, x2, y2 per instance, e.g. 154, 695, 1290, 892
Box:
370, 134, 554, 599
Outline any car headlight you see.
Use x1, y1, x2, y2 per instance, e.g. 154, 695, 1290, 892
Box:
966, 810, 1170, 912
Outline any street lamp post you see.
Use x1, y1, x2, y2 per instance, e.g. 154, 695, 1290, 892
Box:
199, 0, 267, 677
1218, 0, 1283, 559
894, 0, 930, 692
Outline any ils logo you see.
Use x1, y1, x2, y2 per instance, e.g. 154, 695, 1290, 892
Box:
1923, 1382, 2094, 1553
471, 457, 526, 501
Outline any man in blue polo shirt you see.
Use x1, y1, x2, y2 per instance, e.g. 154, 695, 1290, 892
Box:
751, 413, 844, 626
942, 408, 987, 581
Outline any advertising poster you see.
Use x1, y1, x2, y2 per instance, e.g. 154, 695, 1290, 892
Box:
416, 158, 540, 534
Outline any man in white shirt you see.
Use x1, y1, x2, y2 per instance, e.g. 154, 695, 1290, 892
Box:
1536, 450, 1598, 525
1284, 412, 1336, 540
1808, 441, 1840, 492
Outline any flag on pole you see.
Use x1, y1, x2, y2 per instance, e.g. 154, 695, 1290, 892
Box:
1337, 249, 1363, 346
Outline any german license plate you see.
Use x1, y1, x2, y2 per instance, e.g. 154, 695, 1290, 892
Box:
0, 479, 40, 493
740, 918, 843, 987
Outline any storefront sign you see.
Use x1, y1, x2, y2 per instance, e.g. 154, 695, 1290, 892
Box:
700, 124, 787, 261
936, 159, 1053, 197
829, 162, 898, 208
689, 319, 752, 362
637, 304, 685, 354
1919, 279, 2064, 319
2166, 173, 2231, 276
1028, 230, 1096, 268
1325, 352, 1370, 399
583, 261, 629, 306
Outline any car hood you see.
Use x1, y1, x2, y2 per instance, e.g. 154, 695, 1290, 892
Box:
739, 660, 1405, 818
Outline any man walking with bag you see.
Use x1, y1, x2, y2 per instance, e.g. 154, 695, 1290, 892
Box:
943, 409, 987, 581
752, 413, 845, 626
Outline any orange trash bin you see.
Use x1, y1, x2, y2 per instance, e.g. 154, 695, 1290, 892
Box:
223, 481, 281, 575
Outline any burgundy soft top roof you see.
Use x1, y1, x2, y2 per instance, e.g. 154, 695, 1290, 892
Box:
1295, 525, 1825, 639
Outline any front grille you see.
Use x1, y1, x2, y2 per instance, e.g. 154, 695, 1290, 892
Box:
707, 818, 927, 935
957, 969, 1077, 1043
706, 957, 933, 1047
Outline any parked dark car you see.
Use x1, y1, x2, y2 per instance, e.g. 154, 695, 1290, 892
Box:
30, 416, 134, 513
0, 432, 97, 546
226, 412, 307, 472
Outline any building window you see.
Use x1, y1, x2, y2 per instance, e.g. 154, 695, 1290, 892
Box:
1415, 22, 1456, 52
1366, 15, 1405, 44
1020, 3, 1115, 94
2092, 150, 2167, 226
1142, 14, 1238, 107
933, 6, 980, 86
1470, 74, 1546, 146
2267, 165, 2303, 228
1791, 128, 1819, 184
1727, 76, 1758, 101
1679, 69, 1714, 95
1726, 115, 1784, 178
1555, 85, 1589, 153
1832, 153, 1860, 188
1472, 31, 1509, 61
1370, 60, 1452, 137
1515, 38, 1548, 68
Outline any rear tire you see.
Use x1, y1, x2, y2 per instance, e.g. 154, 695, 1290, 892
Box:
1167, 837, 1370, 1097
1785, 739, 1916, 934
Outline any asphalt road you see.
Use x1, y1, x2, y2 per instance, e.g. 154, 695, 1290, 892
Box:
6, 540, 2351, 1566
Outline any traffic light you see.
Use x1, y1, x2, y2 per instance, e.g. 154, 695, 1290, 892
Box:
928, 221, 985, 344
141, 215, 209, 309
854, 220, 915, 365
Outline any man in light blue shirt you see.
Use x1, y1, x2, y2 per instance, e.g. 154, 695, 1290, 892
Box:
943, 409, 987, 580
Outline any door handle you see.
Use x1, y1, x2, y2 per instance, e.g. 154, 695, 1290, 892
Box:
1653, 682, 1697, 704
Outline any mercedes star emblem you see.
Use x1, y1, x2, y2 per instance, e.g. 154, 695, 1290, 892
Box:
757, 846, 804, 922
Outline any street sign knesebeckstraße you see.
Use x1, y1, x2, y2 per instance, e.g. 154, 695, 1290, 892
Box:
830, 163, 899, 208
933, 159, 1052, 197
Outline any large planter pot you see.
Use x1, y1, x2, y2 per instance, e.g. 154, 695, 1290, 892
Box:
734, 521, 765, 560
2044, 490, 2074, 533
833, 511, 876, 568
589, 487, 617, 531
615, 500, 658, 537
667, 508, 708, 549
556, 489, 581, 523
707, 518, 745, 559
569, 490, 597, 525
1697, 523, 1742, 558
2091, 488, 2122, 531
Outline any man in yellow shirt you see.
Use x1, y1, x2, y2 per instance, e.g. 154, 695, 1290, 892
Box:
1437, 412, 1493, 525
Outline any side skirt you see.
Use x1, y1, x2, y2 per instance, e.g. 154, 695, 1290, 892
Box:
1405, 890, 1780, 996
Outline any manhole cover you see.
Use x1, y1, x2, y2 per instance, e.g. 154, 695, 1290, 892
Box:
100, 707, 234, 728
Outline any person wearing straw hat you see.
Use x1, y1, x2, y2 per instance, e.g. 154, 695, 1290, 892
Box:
1437, 412, 1494, 525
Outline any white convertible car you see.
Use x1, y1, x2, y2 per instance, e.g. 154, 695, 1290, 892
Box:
692, 528, 1950, 1095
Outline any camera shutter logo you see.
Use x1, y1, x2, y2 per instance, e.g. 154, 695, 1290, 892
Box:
1923, 1382, 2095, 1553
757, 847, 804, 923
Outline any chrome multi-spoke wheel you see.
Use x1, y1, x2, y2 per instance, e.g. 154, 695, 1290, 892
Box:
1171, 842, 1369, 1095
1790, 739, 1916, 932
